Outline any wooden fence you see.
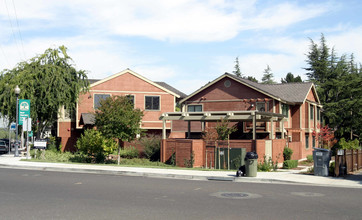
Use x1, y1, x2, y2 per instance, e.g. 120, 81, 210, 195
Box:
335, 149, 362, 176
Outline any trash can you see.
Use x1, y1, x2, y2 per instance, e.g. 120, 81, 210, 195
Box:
245, 152, 258, 177
313, 148, 331, 176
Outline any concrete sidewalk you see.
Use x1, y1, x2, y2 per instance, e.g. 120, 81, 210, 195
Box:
0, 154, 361, 188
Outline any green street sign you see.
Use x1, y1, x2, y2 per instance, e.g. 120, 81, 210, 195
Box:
29, 131, 33, 137
19, 99, 30, 125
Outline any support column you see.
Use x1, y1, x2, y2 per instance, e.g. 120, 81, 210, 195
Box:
161, 119, 166, 162
281, 120, 285, 139
270, 118, 274, 139
252, 112, 256, 140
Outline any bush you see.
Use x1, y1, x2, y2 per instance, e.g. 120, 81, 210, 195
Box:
258, 155, 278, 172
76, 129, 118, 163
139, 134, 161, 161
306, 155, 313, 163
32, 150, 73, 162
283, 147, 293, 161
47, 136, 58, 152
329, 161, 335, 176
119, 146, 139, 159
282, 160, 298, 169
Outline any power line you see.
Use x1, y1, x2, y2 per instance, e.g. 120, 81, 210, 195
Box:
4, 0, 23, 61
11, 0, 26, 58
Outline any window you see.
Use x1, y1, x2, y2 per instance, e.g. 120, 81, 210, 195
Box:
305, 134, 309, 149
282, 103, 289, 117
187, 105, 202, 112
317, 107, 320, 120
145, 96, 160, 110
310, 105, 314, 120
312, 137, 316, 148
94, 94, 110, 109
256, 102, 266, 112
126, 95, 135, 107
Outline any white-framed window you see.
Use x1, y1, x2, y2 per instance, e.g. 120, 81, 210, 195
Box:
145, 96, 160, 110
317, 107, 320, 121
305, 134, 309, 149
94, 94, 110, 109
126, 95, 135, 107
256, 102, 267, 112
282, 103, 289, 117
187, 105, 202, 112
310, 104, 314, 120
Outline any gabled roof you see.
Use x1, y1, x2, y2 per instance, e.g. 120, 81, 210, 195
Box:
154, 81, 187, 99
89, 69, 181, 98
181, 72, 320, 105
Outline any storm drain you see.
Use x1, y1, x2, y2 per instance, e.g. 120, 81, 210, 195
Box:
291, 192, 325, 197
211, 192, 262, 199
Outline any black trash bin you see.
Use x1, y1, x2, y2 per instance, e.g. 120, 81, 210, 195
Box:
245, 152, 258, 177
313, 148, 331, 176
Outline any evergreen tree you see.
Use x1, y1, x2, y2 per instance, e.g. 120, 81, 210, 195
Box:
233, 57, 243, 77
281, 72, 303, 83
246, 76, 258, 83
305, 35, 362, 141
261, 65, 275, 84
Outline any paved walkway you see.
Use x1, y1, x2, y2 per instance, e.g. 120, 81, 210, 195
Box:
0, 154, 361, 188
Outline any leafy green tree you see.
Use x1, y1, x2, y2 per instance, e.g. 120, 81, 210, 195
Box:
233, 57, 243, 77
305, 35, 362, 141
94, 95, 143, 165
261, 65, 276, 84
281, 72, 302, 83
0, 46, 89, 137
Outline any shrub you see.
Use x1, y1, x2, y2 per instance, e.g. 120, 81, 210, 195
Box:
47, 136, 58, 152
306, 155, 313, 163
119, 146, 139, 159
282, 160, 298, 169
139, 134, 161, 161
32, 150, 73, 162
257, 155, 278, 172
283, 147, 293, 161
329, 161, 335, 176
76, 129, 118, 163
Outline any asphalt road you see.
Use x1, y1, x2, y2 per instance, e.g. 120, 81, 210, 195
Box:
0, 168, 361, 220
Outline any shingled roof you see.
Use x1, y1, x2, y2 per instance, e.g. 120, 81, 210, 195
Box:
153, 81, 187, 99
181, 73, 318, 105
226, 73, 314, 103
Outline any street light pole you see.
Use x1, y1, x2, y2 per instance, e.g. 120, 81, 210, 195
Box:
14, 85, 20, 157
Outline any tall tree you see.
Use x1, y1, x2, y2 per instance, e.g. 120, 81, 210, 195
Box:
261, 65, 275, 84
233, 57, 243, 77
0, 46, 89, 137
94, 96, 143, 165
305, 35, 362, 141
246, 76, 258, 83
281, 72, 302, 83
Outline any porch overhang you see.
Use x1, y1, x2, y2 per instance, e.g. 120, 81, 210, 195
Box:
159, 111, 285, 122
159, 111, 286, 140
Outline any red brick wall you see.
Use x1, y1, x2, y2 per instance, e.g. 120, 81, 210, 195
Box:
255, 140, 265, 162
192, 140, 205, 167
291, 105, 300, 129
77, 71, 175, 130
272, 139, 286, 162
185, 78, 271, 113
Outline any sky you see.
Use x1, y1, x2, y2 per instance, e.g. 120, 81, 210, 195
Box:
1, 0, 362, 95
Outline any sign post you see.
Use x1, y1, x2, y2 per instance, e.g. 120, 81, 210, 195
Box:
19, 99, 30, 125
23, 117, 32, 159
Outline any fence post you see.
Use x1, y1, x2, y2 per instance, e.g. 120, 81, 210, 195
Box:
335, 153, 339, 177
